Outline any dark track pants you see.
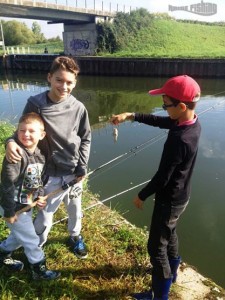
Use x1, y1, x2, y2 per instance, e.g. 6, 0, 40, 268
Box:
147, 200, 188, 279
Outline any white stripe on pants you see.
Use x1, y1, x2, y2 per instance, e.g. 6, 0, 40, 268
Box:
34, 175, 83, 247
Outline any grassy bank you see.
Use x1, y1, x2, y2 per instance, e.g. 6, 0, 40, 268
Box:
108, 18, 225, 58
0, 121, 225, 299
2, 14, 225, 58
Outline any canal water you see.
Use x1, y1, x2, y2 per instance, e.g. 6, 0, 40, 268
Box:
1, 71, 225, 288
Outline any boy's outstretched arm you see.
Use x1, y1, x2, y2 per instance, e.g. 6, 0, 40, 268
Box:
110, 112, 134, 125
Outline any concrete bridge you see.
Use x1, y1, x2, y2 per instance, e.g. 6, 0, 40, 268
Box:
0, 0, 115, 23
0, 0, 116, 55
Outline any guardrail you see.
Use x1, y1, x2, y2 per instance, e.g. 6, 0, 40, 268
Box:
0, 0, 136, 15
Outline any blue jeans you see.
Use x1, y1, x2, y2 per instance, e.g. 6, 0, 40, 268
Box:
147, 200, 188, 279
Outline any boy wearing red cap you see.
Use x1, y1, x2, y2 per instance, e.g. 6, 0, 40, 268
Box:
110, 75, 201, 300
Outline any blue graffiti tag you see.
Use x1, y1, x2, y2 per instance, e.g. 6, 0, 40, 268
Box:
70, 39, 89, 51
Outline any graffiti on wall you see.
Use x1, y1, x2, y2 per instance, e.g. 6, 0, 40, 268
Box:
70, 39, 89, 51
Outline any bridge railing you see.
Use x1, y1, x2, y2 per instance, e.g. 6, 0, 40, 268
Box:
0, 0, 138, 15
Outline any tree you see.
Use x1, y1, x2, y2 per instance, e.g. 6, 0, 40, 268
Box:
2, 20, 36, 45
96, 8, 154, 53
32, 21, 46, 43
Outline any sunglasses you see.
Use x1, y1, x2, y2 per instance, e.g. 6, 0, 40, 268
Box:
162, 103, 177, 110
162, 102, 189, 111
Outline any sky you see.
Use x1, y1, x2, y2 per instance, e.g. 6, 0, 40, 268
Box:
2, 0, 225, 39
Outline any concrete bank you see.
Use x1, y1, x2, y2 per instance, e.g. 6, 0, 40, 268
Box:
2, 54, 225, 78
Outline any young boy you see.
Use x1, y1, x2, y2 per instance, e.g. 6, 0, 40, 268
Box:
0, 112, 60, 280
6, 56, 91, 258
111, 75, 201, 300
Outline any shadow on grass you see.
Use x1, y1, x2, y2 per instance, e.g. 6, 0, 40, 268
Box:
0, 258, 151, 300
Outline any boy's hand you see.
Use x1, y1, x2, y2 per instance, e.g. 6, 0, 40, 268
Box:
36, 196, 47, 209
76, 176, 85, 182
133, 196, 144, 210
4, 215, 18, 224
110, 113, 133, 125
6, 142, 23, 163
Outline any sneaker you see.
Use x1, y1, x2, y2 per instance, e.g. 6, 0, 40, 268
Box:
0, 251, 24, 271
69, 235, 88, 259
31, 269, 61, 280
131, 291, 153, 300
30, 259, 61, 280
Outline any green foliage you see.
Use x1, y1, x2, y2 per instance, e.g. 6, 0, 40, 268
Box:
25, 41, 63, 54
0, 121, 15, 169
96, 8, 154, 54
96, 22, 118, 53
31, 21, 46, 44
0, 19, 59, 47
0, 41, 64, 55
48, 36, 62, 43
1, 20, 36, 46
96, 10, 225, 58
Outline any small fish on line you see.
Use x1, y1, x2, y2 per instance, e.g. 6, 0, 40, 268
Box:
113, 127, 118, 142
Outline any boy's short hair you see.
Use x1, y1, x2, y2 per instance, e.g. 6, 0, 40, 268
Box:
169, 97, 197, 110
49, 56, 80, 77
18, 113, 45, 130
148, 75, 201, 103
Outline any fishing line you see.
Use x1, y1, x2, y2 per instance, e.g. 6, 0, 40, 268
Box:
198, 98, 225, 116
90, 96, 225, 181
52, 178, 151, 225
52, 95, 225, 226
89, 130, 167, 182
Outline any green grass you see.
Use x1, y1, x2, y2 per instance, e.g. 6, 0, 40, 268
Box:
103, 19, 225, 58
2, 19, 225, 58
0, 189, 152, 300
1, 41, 64, 55
0, 121, 15, 169
0, 121, 151, 299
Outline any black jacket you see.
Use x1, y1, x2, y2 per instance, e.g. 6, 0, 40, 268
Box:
135, 113, 201, 205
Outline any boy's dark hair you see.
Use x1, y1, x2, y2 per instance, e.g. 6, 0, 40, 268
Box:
49, 56, 80, 77
169, 97, 197, 110
19, 112, 45, 130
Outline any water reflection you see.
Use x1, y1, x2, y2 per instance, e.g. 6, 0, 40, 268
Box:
1, 72, 225, 288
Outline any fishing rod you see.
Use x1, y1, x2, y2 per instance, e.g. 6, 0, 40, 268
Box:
16, 178, 79, 215
16, 96, 225, 217
14, 138, 156, 215
90, 97, 225, 182
15, 132, 166, 215
52, 178, 151, 225
89, 130, 167, 182
51, 97, 225, 225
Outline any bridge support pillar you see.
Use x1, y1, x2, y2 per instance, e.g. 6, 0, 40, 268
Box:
63, 23, 97, 56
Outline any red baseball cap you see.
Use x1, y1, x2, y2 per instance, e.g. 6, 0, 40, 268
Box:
149, 75, 201, 102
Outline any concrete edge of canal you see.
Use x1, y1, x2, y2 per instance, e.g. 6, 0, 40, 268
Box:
2, 54, 225, 78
